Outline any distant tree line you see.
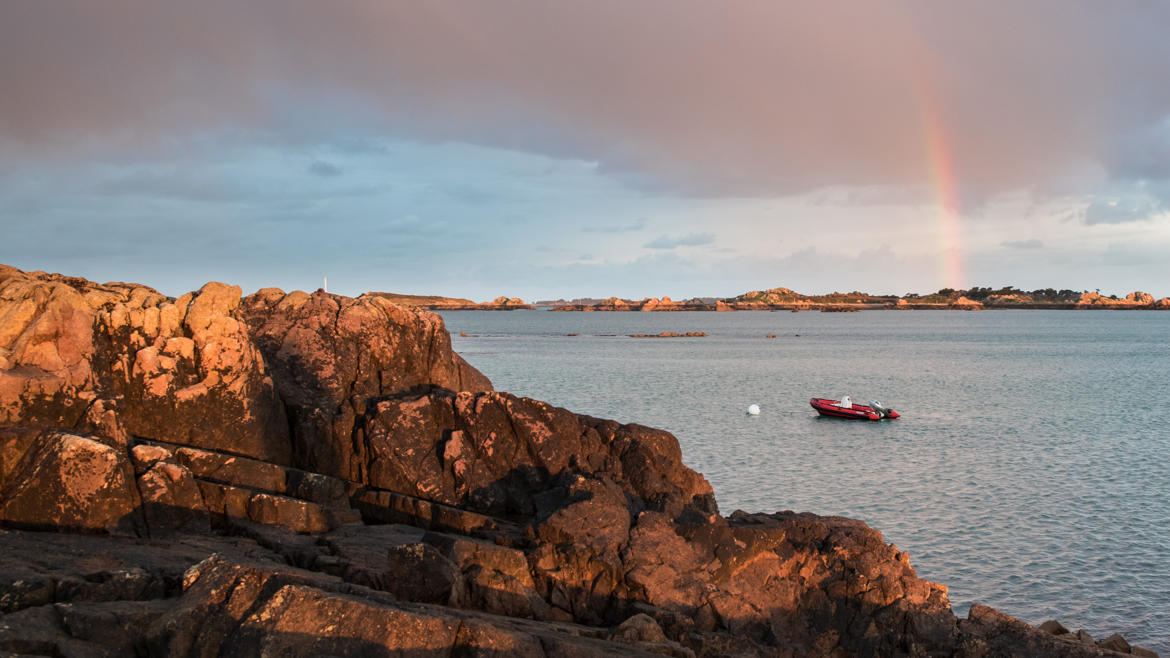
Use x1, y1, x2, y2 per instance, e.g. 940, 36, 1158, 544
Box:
910, 286, 1084, 302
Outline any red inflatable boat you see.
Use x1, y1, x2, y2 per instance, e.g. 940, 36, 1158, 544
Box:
810, 397, 899, 420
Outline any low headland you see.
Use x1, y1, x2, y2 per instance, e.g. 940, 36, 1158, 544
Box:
367, 291, 533, 310
0, 262, 1158, 656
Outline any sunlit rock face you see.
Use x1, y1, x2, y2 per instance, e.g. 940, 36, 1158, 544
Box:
1077, 290, 1160, 307
0, 265, 289, 462
238, 287, 492, 475
0, 262, 1153, 657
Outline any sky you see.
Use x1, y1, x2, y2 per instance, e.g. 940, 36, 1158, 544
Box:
2, 1, 1169, 300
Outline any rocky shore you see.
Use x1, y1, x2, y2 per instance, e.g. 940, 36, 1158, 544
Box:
0, 263, 1158, 657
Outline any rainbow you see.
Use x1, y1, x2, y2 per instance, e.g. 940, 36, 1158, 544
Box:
919, 87, 966, 291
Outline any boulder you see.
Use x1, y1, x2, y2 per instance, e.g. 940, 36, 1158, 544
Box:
319, 524, 465, 605
1038, 619, 1069, 635
136, 460, 211, 534
1098, 632, 1131, 652
0, 429, 142, 534
957, 605, 1123, 657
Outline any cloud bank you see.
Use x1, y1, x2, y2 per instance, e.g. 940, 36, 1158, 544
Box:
3, 1, 1168, 201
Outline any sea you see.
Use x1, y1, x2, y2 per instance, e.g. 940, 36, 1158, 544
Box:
440, 309, 1169, 652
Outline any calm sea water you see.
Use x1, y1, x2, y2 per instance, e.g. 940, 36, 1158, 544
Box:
440, 309, 1170, 650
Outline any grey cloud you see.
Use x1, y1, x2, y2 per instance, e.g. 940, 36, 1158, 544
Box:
307, 160, 342, 177
98, 170, 253, 203
1001, 239, 1043, 249
1083, 196, 1165, 225
643, 232, 715, 250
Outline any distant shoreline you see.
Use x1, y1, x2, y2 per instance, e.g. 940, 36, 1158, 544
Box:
376, 287, 1170, 312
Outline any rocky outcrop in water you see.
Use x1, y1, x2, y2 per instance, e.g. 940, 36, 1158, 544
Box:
1075, 291, 1169, 309
0, 263, 1158, 657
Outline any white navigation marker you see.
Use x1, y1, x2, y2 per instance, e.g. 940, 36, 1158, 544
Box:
747, 404, 761, 415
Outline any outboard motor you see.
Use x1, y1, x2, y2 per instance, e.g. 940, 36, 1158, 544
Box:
868, 400, 892, 418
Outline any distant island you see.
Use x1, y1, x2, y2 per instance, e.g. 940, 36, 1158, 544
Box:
535, 286, 1170, 311
367, 292, 533, 310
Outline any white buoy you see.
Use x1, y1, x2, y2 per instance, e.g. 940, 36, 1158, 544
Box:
747, 404, 761, 415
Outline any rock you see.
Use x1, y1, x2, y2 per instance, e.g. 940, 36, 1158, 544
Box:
0, 604, 103, 657
1125, 291, 1154, 305
238, 288, 491, 475
958, 605, 1127, 657
113, 281, 291, 463
0, 575, 54, 613
137, 460, 211, 534
0, 266, 290, 463
130, 443, 174, 475
1098, 632, 1131, 652
0, 429, 142, 534
383, 542, 467, 604
321, 524, 466, 604
640, 297, 682, 312
2, 264, 1151, 658
488, 296, 529, 307
357, 390, 714, 519
1133, 646, 1160, 657
1038, 619, 1069, 635
146, 554, 664, 657
146, 554, 457, 656
195, 481, 332, 534
423, 530, 546, 618
613, 613, 668, 643
1078, 290, 1158, 308
53, 599, 174, 656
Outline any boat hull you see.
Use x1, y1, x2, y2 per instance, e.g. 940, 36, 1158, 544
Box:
809, 398, 899, 420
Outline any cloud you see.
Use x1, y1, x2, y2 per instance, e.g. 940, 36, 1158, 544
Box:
643, 233, 716, 250
582, 219, 647, 233
3, 2, 1170, 201
98, 169, 252, 202
307, 160, 342, 177
1083, 195, 1165, 225
1001, 239, 1043, 249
